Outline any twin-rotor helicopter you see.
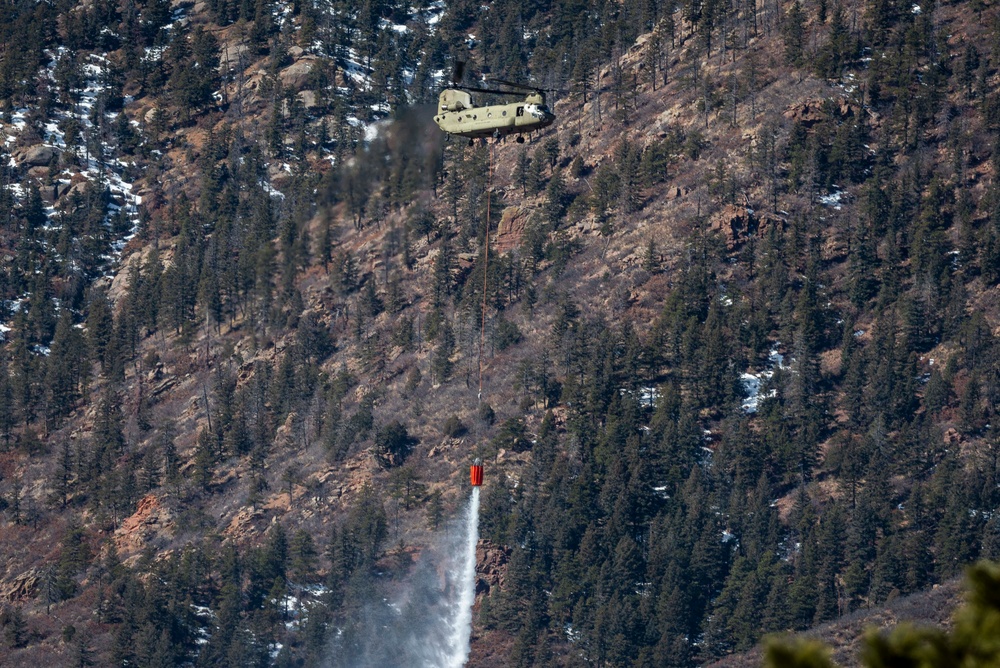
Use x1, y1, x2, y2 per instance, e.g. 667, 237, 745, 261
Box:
433, 62, 556, 144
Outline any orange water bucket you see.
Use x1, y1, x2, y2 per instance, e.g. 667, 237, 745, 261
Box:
470, 464, 483, 486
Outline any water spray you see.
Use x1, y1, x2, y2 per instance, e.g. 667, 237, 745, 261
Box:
330, 467, 483, 667
440, 485, 480, 668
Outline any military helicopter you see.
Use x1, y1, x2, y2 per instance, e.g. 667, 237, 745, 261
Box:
434, 63, 556, 144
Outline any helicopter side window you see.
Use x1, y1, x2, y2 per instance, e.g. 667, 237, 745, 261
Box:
516, 107, 524, 117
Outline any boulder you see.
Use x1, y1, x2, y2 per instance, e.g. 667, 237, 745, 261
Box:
56, 180, 90, 208
21, 144, 57, 167
219, 43, 248, 69
39, 183, 59, 203
67, 180, 90, 198
279, 57, 318, 90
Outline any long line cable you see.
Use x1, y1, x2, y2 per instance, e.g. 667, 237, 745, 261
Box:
478, 142, 494, 404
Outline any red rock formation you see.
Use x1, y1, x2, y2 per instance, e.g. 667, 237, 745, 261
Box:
494, 206, 530, 254
710, 204, 755, 249
115, 494, 174, 555
475, 540, 509, 600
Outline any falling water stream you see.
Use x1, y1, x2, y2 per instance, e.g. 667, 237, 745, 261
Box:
440, 487, 480, 668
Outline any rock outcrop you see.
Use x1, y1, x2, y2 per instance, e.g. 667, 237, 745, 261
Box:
279, 57, 318, 90
475, 540, 509, 600
710, 205, 787, 248
783, 98, 854, 127
19, 144, 58, 167
1, 569, 39, 602
495, 205, 530, 254
114, 493, 174, 555
710, 204, 756, 249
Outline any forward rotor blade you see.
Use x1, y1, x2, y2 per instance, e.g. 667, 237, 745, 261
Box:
451, 84, 522, 96
486, 78, 540, 92
486, 77, 578, 95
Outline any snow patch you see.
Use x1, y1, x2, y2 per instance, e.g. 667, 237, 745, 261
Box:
818, 190, 845, 210
741, 346, 785, 413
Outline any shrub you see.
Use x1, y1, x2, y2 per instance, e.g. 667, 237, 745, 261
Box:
442, 415, 467, 438
373, 420, 414, 468
494, 319, 522, 351
478, 402, 496, 426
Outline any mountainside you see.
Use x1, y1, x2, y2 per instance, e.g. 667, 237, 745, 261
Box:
708, 579, 966, 666
1, 0, 1000, 665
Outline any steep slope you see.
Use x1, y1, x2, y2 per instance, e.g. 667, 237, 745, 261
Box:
706, 577, 964, 666
0, 0, 999, 665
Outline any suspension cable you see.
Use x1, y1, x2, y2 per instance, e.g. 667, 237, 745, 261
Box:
478, 142, 494, 404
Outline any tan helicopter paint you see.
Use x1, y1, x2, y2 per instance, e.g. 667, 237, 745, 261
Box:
434, 89, 555, 139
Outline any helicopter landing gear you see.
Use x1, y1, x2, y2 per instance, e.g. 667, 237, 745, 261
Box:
516, 135, 525, 144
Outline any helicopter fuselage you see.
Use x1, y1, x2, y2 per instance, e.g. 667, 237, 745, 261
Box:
434, 89, 555, 139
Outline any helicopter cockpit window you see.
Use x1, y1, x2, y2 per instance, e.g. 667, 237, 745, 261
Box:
516, 107, 524, 117
524, 104, 547, 118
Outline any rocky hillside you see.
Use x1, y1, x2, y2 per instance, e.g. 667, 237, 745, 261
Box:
1, 0, 1000, 665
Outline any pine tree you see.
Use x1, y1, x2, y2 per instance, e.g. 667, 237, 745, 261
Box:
2, 606, 27, 648
514, 148, 532, 196
46, 310, 87, 423
289, 529, 317, 582
0, 362, 14, 445
431, 320, 454, 383
193, 427, 215, 491
345, 484, 388, 567
782, 1, 806, 67
544, 167, 567, 226
55, 437, 74, 508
